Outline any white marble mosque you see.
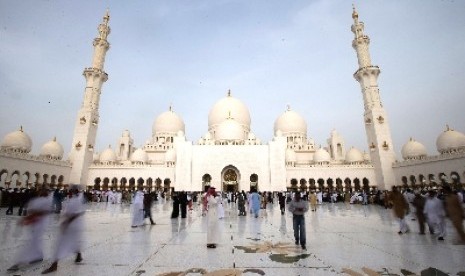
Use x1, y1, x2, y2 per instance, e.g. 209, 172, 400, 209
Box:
1, 8, 465, 193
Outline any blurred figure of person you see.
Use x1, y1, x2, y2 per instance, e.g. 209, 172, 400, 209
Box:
288, 192, 309, 250
412, 191, 429, 235
250, 188, 261, 218
217, 193, 225, 219
424, 190, 446, 240
5, 188, 17, 215
143, 192, 155, 225
443, 186, 465, 243
317, 190, 323, 204
392, 186, 410, 234
53, 188, 63, 214
7, 189, 52, 272
206, 187, 219, 248
171, 192, 180, 219
187, 192, 193, 211
278, 192, 286, 215
131, 187, 145, 227
238, 191, 246, 216
309, 191, 317, 212
42, 185, 85, 274
179, 191, 188, 218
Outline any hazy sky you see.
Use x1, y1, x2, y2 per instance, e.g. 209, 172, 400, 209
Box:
1, 0, 464, 159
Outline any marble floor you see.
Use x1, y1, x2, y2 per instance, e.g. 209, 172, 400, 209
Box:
1, 199, 464, 276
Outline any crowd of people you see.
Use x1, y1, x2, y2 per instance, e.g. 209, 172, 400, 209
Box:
1, 183, 464, 272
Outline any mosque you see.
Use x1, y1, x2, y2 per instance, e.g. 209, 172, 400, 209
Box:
1, 8, 464, 193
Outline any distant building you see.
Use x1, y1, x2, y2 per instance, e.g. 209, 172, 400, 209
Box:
1, 8, 464, 192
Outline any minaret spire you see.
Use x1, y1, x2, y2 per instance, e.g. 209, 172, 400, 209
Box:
69, 11, 111, 186
351, 7, 396, 191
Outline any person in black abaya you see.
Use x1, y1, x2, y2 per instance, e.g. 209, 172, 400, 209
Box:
171, 192, 180, 218
179, 191, 188, 218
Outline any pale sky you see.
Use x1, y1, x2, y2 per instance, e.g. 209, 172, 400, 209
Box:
1, 0, 464, 159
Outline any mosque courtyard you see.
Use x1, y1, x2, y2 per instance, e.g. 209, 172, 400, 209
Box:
1, 199, 464, 276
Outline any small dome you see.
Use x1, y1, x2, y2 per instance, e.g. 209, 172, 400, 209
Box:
215, 118, 244, 141
1, 126, 32, 153
401, 138, 427, 160
345, 147, 364, 163
152, 107, 185, 135
40, 137, 64, 159
165, 148, 176, 162
208, 91, 251, 132
314, 147, 330, 163
285, 148, 296, 162
436, 125, 465, 154
131, 148, 148, 163
274, 106, 307, 136
100, 145, 116, 163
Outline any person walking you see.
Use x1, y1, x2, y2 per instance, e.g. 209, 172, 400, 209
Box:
42, 185, 85, 274
238, 191, 246, 216
206, 187, 219, 248
179, 191, 188, 218
309, 191, 317, 212
288, 192, 309, 250
392, 186, 410, 234
171, 192, 180, 218
131, 187, 145, 227
412, 191, 429, 235
424, 190, 446, 240
8, 189, 52, 272
250, 188, 261, 218
443, 186, 465, 243
278, 192, 286, 215
143, 192, 155, 225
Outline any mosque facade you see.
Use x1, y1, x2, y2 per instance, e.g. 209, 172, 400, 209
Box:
1, 8, 464, 193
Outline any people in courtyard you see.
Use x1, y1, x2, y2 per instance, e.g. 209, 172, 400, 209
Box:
143, 191, 155, 225
288, 192, 309, 250
412, 191, 429, 234
42, 185, 85, 274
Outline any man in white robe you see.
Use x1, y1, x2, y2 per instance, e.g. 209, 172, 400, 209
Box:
207, 187, 220, 248
424, 190, 446, 240
131, 188, 145, 227
42, 186, 85, 274
8, 189, 52, 271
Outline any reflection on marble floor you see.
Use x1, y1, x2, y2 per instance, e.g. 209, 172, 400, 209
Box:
0, 200, 464, 275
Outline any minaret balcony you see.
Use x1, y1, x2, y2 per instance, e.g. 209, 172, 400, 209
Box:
353, 65, 380, 80
83, 67, 108, 80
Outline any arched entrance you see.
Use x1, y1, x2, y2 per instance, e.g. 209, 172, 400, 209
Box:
221, 165, 240, 192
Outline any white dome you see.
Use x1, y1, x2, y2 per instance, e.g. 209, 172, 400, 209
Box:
436, 126, 465, 153
1, 127, 32, 153
40, 137, 64, 159
100, 145, 116, 162
208, 91, 251, 132
314, 147, 330, 163
131, 148, 148, 163
215, 118, 244, 141
285, 148, 296, 162
165, 148, 176, 162
401, 138, 427, 160
274, 107, 307, 136
152, 107, 185, 135
345, 147, 364, 163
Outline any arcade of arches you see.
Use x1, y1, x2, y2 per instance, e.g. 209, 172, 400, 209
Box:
0, 169, 65, 189
92, 177, 172, 192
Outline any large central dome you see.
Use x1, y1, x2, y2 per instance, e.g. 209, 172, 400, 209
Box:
208, 91, 251, 132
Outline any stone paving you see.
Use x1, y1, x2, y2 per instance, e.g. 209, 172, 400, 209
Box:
1, 199, 464, 276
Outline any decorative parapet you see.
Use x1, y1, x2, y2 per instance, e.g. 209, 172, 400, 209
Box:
393, 151, 465, 168
0, 150, 71, 167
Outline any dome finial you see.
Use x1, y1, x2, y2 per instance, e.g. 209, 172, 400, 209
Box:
53, 136, 57, 142
169, 103, 172, 112
227, 89, 231, 97
103, 8, 110, 25
352, 3, 358, 20
286, 104, 291, 111
446, 124, 450, 131
19, 125, 23, 132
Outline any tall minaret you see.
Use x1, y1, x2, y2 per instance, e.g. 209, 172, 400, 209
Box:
69, 11, 111, 186
351, 6, 396, 190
